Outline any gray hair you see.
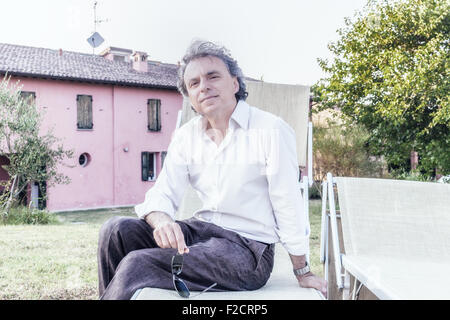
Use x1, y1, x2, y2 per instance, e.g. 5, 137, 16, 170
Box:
177, 40, 248, 101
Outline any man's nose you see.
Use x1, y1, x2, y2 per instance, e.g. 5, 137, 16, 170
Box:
199, 79, 210, 92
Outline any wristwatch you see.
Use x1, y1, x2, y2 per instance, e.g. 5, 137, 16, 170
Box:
293, 261, 310, 277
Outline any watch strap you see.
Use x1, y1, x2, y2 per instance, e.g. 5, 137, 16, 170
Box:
293, 261, 310, 277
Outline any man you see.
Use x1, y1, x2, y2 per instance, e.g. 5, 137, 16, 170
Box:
97, 40, 327, 300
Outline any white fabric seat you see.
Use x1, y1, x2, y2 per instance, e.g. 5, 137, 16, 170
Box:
342, 255, 450, 300
322, 175, 450, 300
133, 243, 323, 300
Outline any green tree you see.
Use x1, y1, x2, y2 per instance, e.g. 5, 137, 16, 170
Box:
315, 0, 449, 177
0, 75, 74, 217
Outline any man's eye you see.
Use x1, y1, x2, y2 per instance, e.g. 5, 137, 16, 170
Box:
190, 82, 198, 87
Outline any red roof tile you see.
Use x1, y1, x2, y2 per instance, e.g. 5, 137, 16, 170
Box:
0, 43, 179, 90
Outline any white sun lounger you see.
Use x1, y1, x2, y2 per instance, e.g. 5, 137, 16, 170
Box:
132, 81, 323, 300
320, 173, 450, 300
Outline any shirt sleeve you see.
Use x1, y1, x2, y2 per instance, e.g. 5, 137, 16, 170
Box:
134, 128, 190, 220
265, 117, 310, 256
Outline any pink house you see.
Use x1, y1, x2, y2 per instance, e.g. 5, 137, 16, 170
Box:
0, 43, 183, 212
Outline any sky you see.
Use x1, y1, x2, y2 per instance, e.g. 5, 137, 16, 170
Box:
1, 0, 369, 86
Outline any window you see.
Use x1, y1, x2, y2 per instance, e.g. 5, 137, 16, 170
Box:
20, 91, 36, 105
31, 180, 47, 210
77, 95, 93, 129
147, 99, 161, 131
79, 153, 91, 167
30, 165, 47, 210
142, 152, 157, 181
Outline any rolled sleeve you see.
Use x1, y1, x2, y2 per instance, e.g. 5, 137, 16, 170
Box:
134, 129, 190, 220
265, 118, 310, 256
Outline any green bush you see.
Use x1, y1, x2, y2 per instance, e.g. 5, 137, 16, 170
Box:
308, 181, 322, 200
313, 120, 387, 182
391, 169, 435, 183
1, 206, 59, 225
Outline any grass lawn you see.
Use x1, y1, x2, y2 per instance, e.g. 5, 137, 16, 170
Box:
0, 201, 324, 300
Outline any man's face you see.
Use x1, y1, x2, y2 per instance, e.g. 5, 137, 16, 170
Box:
183, 55, 239, 118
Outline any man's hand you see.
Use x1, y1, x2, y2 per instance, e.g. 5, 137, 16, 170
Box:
144, 211, 189, 254
289, 254, 327, 298
296, 272, 327, 298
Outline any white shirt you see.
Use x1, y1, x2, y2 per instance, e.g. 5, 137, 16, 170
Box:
135, 100, 310, 255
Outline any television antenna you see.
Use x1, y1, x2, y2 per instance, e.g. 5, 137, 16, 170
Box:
86, 1, 109, 54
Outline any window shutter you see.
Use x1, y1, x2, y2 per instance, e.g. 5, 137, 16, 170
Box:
88, 96, 93, 128
141, 152, 149, 181
148, 153, 155, 180
156, 100, 161, 131
147, 99, 161, 131
77, 95, 93, 129
77, 95, 82, 128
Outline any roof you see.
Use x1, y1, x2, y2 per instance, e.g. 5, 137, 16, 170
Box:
0, 43, 179, 90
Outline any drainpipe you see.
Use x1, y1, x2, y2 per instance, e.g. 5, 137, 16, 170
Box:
112, 85, 116, 206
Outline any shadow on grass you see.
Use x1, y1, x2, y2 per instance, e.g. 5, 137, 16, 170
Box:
55, 206, 137, 225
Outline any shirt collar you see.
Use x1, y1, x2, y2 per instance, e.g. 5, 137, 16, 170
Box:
200, 99, 250, 132
230, 99, 250, 130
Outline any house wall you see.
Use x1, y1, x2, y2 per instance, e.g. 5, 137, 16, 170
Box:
7, 76, 182, 212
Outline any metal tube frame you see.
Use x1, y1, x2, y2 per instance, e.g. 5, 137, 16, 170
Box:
326, 172, 345, 289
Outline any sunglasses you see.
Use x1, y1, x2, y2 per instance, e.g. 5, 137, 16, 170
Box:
171, 253, 217, 298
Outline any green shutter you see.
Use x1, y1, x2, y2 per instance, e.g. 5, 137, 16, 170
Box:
77, 95, 93, 129
147, 99, 161, 131
156, 100, 161, 131
148, 153, 155, 180
141, 152, 149, 181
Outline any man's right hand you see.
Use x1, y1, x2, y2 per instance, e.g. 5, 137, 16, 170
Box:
145, 211, 189, 254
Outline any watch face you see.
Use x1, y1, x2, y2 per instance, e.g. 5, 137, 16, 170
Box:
294, 263, 310, 276
294, 266, 310, 276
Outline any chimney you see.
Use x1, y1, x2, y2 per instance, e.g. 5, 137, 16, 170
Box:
59, 48, 63, 56
99, 46, 133, 63
131, 51, 148, 73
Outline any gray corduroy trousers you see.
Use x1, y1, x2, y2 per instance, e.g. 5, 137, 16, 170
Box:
97, 216, 275, 300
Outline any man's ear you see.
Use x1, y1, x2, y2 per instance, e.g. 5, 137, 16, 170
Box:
233, 77, 239, 94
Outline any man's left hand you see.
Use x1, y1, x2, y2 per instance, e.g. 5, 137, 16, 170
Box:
296, 272, 327, 298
